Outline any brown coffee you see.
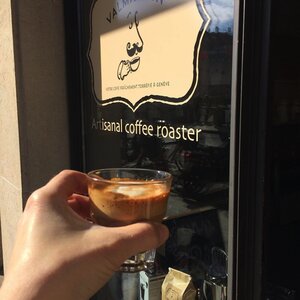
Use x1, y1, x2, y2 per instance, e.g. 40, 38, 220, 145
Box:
88, 178, 170, 226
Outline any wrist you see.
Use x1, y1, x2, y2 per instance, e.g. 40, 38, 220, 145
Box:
0, 261, 67, 300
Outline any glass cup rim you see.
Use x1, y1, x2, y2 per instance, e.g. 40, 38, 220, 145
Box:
87, 167, 172, 185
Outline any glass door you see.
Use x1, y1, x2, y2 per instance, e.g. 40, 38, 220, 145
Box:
67, 0, 237, 298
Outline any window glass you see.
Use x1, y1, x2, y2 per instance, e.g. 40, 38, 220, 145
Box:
79, 0, 234, 297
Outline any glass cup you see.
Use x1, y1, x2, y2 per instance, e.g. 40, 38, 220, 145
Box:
87, 168, 172, 272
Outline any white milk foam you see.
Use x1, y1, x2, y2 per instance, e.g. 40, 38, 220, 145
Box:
115, 186, 148, 197
110, 185, 163, 199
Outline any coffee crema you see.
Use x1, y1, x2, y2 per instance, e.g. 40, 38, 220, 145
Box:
88, 178, 169, 226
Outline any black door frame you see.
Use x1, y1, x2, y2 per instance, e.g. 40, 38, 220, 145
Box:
229, 0, 271, 299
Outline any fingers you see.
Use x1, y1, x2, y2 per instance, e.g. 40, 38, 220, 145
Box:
68, 194, 91, 219
44, 170, 88, 201
111, 222, 169, 259
26, 170, 88, 214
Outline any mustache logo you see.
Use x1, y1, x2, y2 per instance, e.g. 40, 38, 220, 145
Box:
126, 42, 143, 57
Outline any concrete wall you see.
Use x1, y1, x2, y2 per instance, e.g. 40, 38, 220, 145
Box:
0, 0, 71, 272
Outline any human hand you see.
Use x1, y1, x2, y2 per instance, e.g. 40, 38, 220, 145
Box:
0, 170, 169, 300
117, 60, 131, 80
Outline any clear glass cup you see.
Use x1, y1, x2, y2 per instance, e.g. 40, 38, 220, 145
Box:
87, 168, 172, 272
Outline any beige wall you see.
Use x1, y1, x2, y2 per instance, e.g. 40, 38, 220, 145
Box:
0, 0, 23, 271
0, 0, 71, 271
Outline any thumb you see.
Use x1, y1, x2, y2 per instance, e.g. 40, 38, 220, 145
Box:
117, 222, 169, 256
91, 222, 169, 265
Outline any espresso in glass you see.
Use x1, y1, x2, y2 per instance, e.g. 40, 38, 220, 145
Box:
87, 168, 172, 272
